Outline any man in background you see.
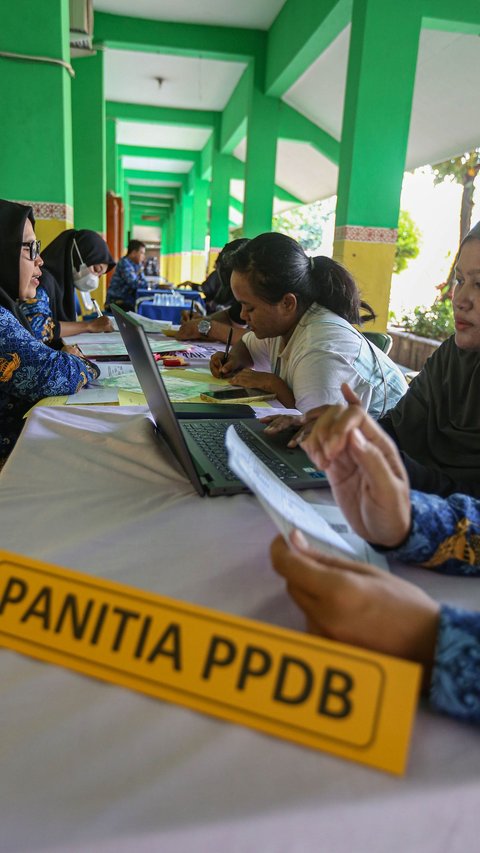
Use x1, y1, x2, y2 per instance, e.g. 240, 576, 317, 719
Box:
105, 240, 146, 313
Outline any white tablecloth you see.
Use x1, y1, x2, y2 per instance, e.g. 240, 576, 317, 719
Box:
0, 406, 478, 853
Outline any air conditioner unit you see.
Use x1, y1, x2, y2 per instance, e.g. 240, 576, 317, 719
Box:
69, 0, 94, 57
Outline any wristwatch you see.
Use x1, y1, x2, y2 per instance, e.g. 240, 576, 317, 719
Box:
198, 319, 212, 337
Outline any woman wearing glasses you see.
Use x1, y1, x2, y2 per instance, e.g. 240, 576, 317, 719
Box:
0, 199, 99, 461
21, 228, 116, 347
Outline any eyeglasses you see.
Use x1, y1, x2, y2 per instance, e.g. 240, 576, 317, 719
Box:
21, 240, 41, 260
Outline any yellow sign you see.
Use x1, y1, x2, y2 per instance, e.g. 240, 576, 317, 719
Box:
0, 551, 421, 774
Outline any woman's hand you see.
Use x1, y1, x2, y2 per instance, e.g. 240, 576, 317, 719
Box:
301, 384, 411, 548
210, 350, 237, 378
86, 315, 113, 333
174, 319, 204, 341
229, 369, 272, 392
262, 406, 330, 447
271, 530, 440, 671
210, 340, 252, 379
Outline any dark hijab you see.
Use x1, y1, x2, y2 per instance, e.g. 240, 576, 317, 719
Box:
0, 198, 36, 330
41, 229, 115, 321
381, 221, 480, 482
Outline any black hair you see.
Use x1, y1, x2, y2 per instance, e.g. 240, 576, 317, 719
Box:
215, 238, 250, 287
230, 232, 375, 325
127, 239, 145, 253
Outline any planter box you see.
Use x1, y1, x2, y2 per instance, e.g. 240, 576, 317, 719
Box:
387, 327, 442, 371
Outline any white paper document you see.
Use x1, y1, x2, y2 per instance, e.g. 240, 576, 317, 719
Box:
93, 362, 136, 378
225, 426, 388, 569
127, 311, 173, 333
65, 387, 119, 405
78, 340, 191, 357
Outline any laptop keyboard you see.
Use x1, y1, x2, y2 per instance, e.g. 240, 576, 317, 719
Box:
182, 421, 300, 482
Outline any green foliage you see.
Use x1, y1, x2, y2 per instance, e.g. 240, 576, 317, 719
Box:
272, 200, 332, 252
432, 149, 480, 187
394, 209, 421, 274
393, 299, 454, 341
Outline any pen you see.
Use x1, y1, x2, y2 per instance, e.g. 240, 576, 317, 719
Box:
222, 327, 233, 366
189, 298, 195, 319
91, 298, 102, 319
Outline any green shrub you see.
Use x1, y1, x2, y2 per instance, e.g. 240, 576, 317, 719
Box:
392, 299, 454, 341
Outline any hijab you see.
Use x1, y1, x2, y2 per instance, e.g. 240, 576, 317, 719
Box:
0, 198, 36, 330
41, 229, 115, 321
383, 222, 480, 480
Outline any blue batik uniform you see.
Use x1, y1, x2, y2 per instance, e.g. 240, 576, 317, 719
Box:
20, 286, 56, 343
0, 306, 99, 458
389, 490, 480, 722
105, 256, 147, 310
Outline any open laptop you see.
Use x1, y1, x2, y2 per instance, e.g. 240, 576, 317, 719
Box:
112, 305, 328, 496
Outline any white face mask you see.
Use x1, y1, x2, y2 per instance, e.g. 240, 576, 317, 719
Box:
73, 267, 98, 292
71, 238, 99, 292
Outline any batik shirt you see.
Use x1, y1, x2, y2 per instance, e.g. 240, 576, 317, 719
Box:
0, 306, 99, 458
390, 490, 480, 722
105, 256, 146, 308
20, 286, 56, 344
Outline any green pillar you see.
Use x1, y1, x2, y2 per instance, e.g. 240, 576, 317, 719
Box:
106, 117, 118, 194
1, 0, 73, 245
243, 90, 280, 237
72, 51, 106, 234
179, 192, 194, 281
208, 151, 231, 269
334, 0, 422, 330
192, 177, 209, 282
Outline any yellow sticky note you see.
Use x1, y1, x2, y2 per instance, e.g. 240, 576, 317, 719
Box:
117, 389, 147, 406
0, 551, 421, 775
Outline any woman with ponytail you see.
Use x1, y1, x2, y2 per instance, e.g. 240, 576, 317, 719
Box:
210, 232, 407, 412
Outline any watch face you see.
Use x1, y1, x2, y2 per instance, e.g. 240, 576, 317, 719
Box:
198, 320, 211, 335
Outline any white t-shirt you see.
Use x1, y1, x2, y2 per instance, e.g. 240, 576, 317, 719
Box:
242, 306, 407, 415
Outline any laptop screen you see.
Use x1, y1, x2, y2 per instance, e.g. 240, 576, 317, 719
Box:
112, 305, 205, 495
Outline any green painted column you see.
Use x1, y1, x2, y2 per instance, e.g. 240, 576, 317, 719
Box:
72, 51, 106, 234
1, 0, 73, 245
208, 151, 231, 269
334, 0, 422, 330
106, 117, 118, 194
179, 192, 194, 282
243, 89, 280, 237
191, 177, 209, 282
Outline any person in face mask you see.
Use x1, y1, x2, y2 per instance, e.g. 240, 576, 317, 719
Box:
0, 199, 100, 461
20, 229, 116, 347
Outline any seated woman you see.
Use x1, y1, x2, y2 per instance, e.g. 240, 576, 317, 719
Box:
210, 232, 407, 411
271, 384, 480, 724
0, 200, 100, 460
174, 238, 249, 345
376, 221, 480, 497
21, 229, 116, 347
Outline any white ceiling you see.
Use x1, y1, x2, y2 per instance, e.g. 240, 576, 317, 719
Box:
283, 25, 350, 142
105, 49, 246, 111
95, 0, 287, 29
406, 30, 480, 167
122, 156, 193, 173
95, 1, 480, 216
116, 121, 212, 150
125, 178, 181, 188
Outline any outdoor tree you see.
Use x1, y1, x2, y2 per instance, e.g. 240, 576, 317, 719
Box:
432, 148, 480, 298
272, 200, 332, 252
394, 209, 421, 274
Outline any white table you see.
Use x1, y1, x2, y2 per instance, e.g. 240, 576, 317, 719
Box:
0, 406, 478, 853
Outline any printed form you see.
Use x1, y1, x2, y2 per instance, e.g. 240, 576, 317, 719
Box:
225, 425, 388, 569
